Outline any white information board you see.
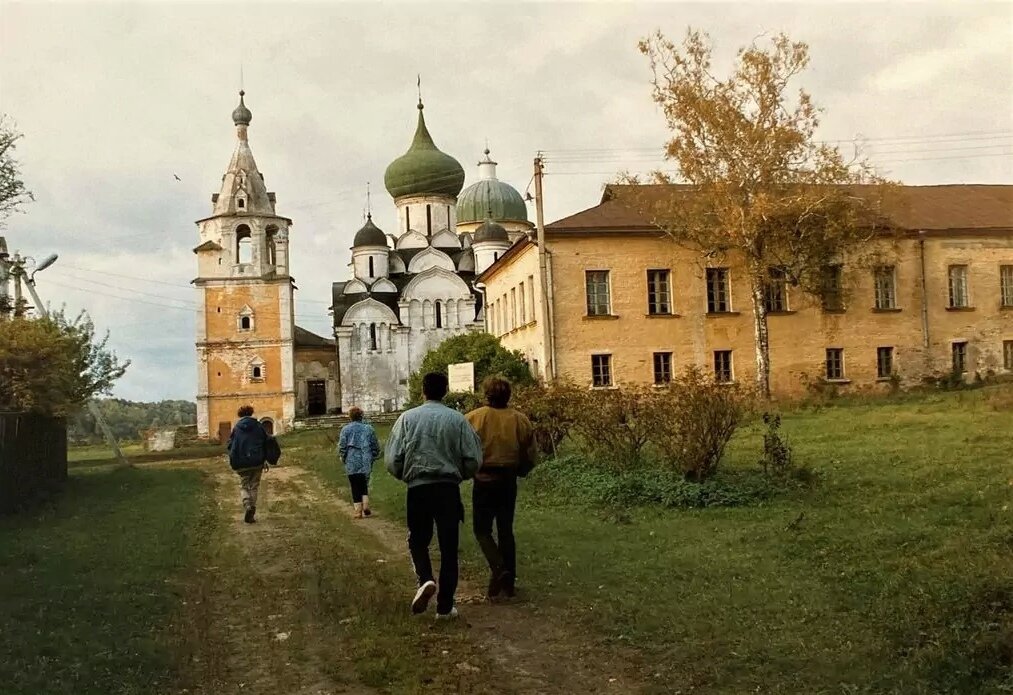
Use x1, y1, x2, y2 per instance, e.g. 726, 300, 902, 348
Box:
448, 362, 475, 393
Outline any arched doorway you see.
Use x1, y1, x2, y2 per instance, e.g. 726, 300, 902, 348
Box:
260, 418, 275, 436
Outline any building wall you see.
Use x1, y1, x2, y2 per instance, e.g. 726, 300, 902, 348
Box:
484, 232, 1013, 395
483, 243, 545, 378
295, 346, 340, 416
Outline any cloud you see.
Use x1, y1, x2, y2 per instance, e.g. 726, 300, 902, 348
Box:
2, 2, 1011, 401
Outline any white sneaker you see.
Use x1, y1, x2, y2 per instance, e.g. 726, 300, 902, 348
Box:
435, 607, 459, 621
411, 581, 437, 614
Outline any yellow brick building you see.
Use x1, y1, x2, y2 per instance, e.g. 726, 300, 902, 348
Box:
477, 184, 1013, 395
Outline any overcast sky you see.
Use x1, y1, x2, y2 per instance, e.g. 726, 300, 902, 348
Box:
1, 1, 1010, 402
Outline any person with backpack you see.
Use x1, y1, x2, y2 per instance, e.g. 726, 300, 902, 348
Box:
338, 406, 381, 519
385, 372, 483, 620
465, 377, 538, 599
227, 405, 281, 524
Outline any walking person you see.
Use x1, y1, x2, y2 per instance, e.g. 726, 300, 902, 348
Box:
227, 405, 281, 524
386, 372, 483, 619
338, 406, 381, 519
465, 377, 538, 598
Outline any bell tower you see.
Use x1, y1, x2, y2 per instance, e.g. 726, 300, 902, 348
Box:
194, 91, 296, 440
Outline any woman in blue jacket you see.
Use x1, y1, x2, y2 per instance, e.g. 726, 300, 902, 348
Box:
338, 407, 381, 518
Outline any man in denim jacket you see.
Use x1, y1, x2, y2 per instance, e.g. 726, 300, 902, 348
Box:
386, 372, 482, 619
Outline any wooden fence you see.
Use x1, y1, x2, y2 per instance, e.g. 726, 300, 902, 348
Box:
0, 413, 68, 513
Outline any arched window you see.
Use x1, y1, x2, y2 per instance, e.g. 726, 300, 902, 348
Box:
494, 252, 500, 261
435, 301, 443, 328
237, 198, 245, 209
266, 226, 278, 266
240, 316, 251, 330
237, 306, 254, 332
406, 207, 410, 232
250, 359, 265, 381
236, 224, 253, 264
426, 204, 432, 235
368, 257, 374, 278
369, 323, 378, 351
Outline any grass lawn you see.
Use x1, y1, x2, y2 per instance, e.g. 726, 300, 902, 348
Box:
0, 465, 207, 695
67, 441, 224, 468
285, 387, 1013, 694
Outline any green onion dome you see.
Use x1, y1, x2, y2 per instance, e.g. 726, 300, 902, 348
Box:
473, 214, 510, 243
384, 101, 465, 199
457, 149, 529, 224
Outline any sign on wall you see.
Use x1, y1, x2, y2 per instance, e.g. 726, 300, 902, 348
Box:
448, 362, 475, 393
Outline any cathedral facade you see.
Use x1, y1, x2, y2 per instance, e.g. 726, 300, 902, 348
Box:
195, 92, 532, 439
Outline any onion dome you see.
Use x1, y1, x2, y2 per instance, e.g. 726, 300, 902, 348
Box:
473, 213, 509, 243
353, 214, 387, 247
457, 149, 529, 224
232, 90, 252, 126
384, 100, 465, 199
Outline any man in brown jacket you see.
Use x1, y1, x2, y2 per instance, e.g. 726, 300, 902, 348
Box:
465, 377, 538, 598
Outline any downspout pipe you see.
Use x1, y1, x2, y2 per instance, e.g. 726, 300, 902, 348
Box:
918, 230, 930, 350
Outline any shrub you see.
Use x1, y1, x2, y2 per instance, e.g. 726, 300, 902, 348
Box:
645, 368, 748, 481
569, 385, 658, 470
442, 391, 483, 413
758, 412, 794, 479
511, 381, 583, 457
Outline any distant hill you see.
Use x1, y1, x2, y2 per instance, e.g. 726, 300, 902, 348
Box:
67, 399, 197, 444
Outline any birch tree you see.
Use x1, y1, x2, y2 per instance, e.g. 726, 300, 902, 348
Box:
619, 30, 895, 399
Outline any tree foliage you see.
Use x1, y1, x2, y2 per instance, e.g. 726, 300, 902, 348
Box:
67, 399, 197, 444
408, 332, 534, 405
0, 311, 130, 416
0, 116, 33, 226
617, 29, 898, 398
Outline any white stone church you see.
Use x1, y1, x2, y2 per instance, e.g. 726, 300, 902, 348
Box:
194, 91, 533, 432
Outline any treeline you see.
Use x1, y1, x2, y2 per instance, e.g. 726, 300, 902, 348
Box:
68, 399, 197, 444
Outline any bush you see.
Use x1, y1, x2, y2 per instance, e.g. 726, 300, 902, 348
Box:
511, 381, 583, 457
758, 412, 793, 478
526, 454, 777, 509
568, 385, 659, 470
407, 332, 534, 406
645, 368, 748, 481
443, 391, 483, 414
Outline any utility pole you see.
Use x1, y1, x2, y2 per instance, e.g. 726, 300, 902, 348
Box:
533, 154, 554, 381
0, 237, 10, 318
8, 251, 128, 467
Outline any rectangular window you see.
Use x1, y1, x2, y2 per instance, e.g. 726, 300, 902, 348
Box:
1004, 340, 1013, 370
763, 267, 788, 313
653, 352, 673, 385
1001, 266, 1013, 307
877, 347, 894, 378
519, 282, 526, 324
647, 269, 672, 315
510, 288, 517, 330
585, 270, 611, 316
713, 350, 733, 383
825, 348, 844, 380
948, 265, 969, 308
706, 268, 731, 313
874, 266, 896, 309
591, 354, 612, 387
821, 265, 844, 311
528, 275, 536, 322
952, 341, 968, 374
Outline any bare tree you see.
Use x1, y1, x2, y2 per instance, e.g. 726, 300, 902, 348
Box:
618, 29, 897, 399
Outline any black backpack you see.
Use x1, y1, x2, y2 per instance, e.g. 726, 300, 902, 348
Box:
229, 418, 266, 470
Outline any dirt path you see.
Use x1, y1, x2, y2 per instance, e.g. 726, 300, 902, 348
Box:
184, 458, 647, 694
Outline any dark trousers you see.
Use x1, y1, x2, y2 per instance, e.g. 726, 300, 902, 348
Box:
406, 483, 462, 614
347, 473, 368, 503
473, 477, 518, 582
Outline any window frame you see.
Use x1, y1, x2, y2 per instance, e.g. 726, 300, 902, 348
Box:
947, 265, 969, 309
1004, 340, 1013, 371
825, 348, 845, 381
951, 341, 968, 374
1000, 266, 1013, 308
591, 353, 613, 388
713, 350, 733, 384
876, 347, 894, 379
763, 267, 789, 313
647, 269, 673, 315
873, 265, 897, 310
706, 267, 732, 313
821, 264, 845, 312
585, 270, 612, 316
652, 351, 673, 385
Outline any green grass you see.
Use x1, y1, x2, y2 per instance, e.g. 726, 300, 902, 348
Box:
0, 465, 206, 695
283, 388, 1013, 694
67, 441, 224, 468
